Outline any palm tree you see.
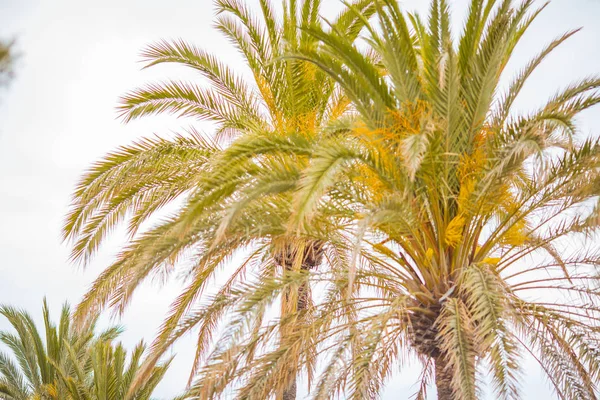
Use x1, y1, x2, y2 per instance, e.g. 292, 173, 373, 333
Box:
0, 300, 120, 399
278, 0, 600, 398
64, 0, 374, 398
54, 339, 174, 400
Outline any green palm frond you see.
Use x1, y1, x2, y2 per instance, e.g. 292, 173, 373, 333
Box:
0, 300, 121, 400
54, 339, 173, 400
0, 301, 174, 400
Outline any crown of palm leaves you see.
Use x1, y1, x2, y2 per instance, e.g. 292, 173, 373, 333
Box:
64, 0, 376, 398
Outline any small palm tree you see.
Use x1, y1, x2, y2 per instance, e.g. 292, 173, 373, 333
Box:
0, 300, 120, 399
278, 0, 600, 398
64, 0, 373, 398
54, 339, 174, 400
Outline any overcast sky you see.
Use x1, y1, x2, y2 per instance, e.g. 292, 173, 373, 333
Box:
1, 0, 599, 398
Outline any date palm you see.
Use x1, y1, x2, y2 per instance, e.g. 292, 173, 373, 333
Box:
53, 339, 174, 400
63, 0, 373, 398
0, 300, 120, 400
282, 0, 600, 399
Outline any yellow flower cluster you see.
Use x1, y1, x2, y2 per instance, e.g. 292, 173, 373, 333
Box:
445, 215, 466, 247
501, 219, 529, 247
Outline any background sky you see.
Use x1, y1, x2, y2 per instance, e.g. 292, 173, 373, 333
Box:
1, 0, 599, 398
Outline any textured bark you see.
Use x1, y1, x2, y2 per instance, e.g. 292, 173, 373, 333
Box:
407, 307, 440, 358
406, 299, 444, 367
434, 355, 454, 400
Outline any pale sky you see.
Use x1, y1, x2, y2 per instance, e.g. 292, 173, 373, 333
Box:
0, 0, 599, 398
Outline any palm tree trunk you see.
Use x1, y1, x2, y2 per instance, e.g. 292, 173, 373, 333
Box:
277, 241, 323, 400
434, 355, 453, 400
281, 276, 310, 400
